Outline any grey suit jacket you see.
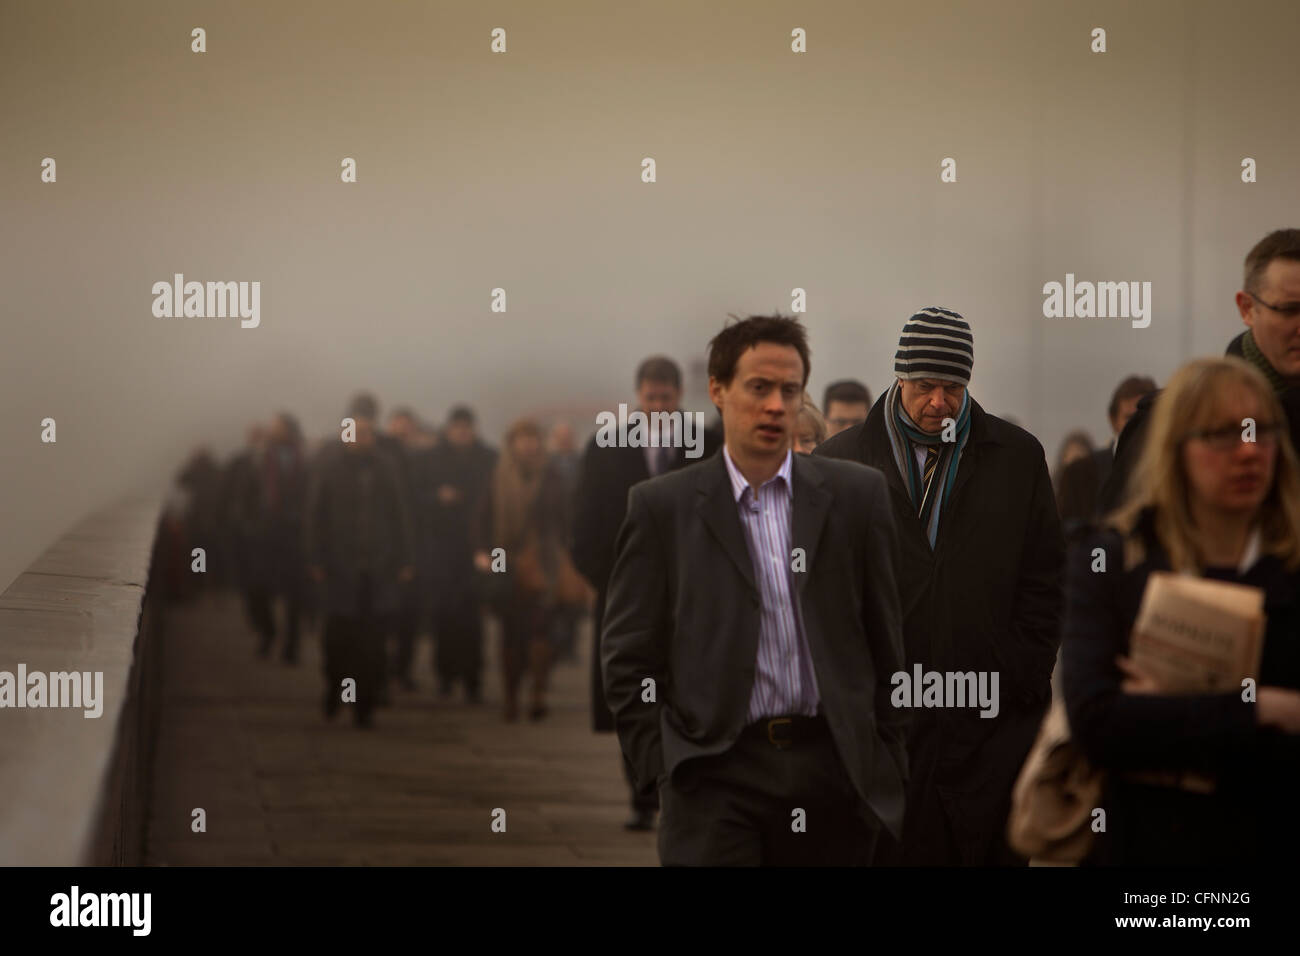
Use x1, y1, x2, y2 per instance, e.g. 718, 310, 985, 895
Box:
600, 448, 909, 839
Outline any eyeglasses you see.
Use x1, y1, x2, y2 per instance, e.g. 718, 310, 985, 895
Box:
1184, 423, 1281, 451
1248, 291, 1300, 319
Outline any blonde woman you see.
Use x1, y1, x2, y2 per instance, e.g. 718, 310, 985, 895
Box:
1062, 357, 1300, 864
794, 393, 828, 454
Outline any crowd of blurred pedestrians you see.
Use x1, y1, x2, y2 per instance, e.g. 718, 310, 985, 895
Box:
155, 395, 587, 730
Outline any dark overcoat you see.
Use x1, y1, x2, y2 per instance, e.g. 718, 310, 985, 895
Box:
229, 443, 308, 598
1063, 511, 1300, 864
816, 395, 1065, 864
304, 443, 415, 617
423, 441, 497, 597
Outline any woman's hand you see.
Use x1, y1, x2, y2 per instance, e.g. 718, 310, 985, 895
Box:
1116, 654, 1162, 694
1257, 688, 1300, 733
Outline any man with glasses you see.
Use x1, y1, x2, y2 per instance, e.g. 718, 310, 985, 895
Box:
822, 380, 873, 439
1100, 228, 1300, 513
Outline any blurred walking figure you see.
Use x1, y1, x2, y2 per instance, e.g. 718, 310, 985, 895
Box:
426, 406, 497, 702
155, 465, 197, 603
176, 446, 225, 594
305, 413, 415, 729
232, 413, 309, 663
155, 447, 222, 603
413, 420, 440, 451
475, 419, 572, 722
1064, 357, 1300, 864
216, 425, 265, 594
572, 356, 719, 830
227, 423, 268, 617
386, 406, 435, 691
547, 421, 584, 664
1054, 430, 1094, 476
349, 391, 408, 466
1056, 375, 1157, 541
822, 380, 872, 438
347, 392, 409, 706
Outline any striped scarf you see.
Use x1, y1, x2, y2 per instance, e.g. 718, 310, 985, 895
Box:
884, 379, 972, 548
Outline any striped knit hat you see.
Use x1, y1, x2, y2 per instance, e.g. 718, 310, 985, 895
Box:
893, 307, 974, 386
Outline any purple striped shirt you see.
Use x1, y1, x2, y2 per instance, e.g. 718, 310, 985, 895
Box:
722, 446, 821, 722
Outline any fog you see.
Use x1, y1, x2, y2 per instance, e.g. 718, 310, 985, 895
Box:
3, 0, 1297, 590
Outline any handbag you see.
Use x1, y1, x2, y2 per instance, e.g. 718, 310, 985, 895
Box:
554, 550, 592, 609
1006, 700, 1106, 864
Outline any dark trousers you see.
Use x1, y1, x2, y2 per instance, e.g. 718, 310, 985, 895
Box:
432, 594, 483, 694
657, 719, 879, 866
246, 587, 301, 662
323, 574, 384, 723
873, 718, 1027, 867
389, 583, 421, 681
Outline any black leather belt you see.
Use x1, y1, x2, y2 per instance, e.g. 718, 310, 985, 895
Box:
742, 714, 829, 750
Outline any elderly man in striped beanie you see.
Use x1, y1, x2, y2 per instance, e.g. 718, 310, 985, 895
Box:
815, 307, 1064, 866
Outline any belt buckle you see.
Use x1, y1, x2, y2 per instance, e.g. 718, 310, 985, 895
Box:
767, 717, 793, 750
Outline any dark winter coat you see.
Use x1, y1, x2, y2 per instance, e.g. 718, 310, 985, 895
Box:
229, 442, 308, 597
304, 443, 415, 617
815, 394, 1065, 864
422, 440, 497, 597
1062, 509, 1300, 864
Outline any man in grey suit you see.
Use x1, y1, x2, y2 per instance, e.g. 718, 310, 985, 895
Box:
601, 314, 907, 865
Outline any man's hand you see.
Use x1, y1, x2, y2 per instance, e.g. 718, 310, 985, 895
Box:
437, 484, 461, 505
473, 550, 492, 573
308, 565, 325, 583
397, 565, 416, 583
